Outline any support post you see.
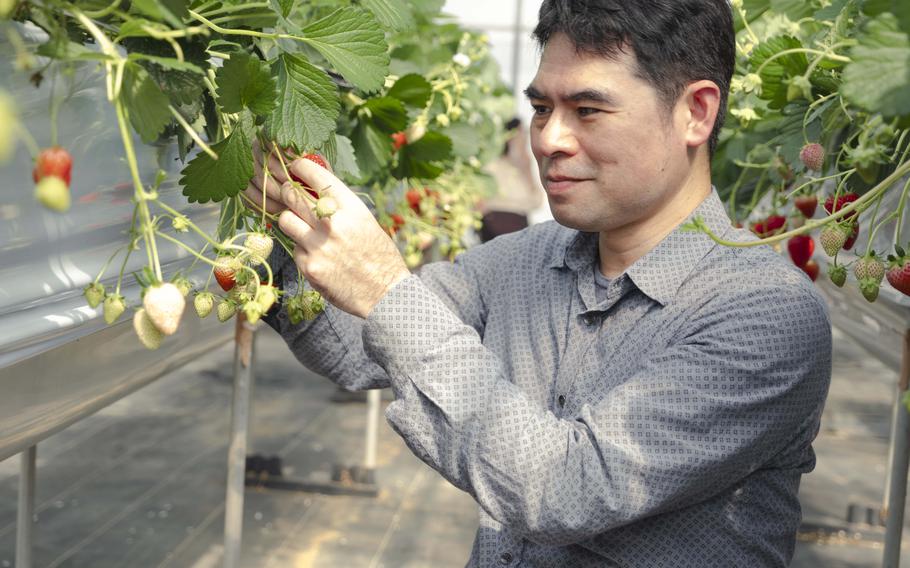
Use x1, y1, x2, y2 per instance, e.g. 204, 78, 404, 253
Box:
16, 445, 36, 568
883, 328, 910, 567
223, 314, 257, 568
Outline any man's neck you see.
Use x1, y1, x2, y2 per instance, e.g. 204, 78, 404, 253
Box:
598, 170, 712, 279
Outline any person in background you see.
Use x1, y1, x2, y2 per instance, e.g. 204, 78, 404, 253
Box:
479, 117, 545, 242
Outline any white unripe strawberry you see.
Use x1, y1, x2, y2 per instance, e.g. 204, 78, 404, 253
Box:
143, 283, 185, 336
133, 308, 163, 350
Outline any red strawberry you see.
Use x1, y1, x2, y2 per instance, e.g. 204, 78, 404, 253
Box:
801, 259, 819, 281
214, 256, 241, 291
33, 146, 72, 186
289, 171, 319, 199
799, 143, 825, 172
384, 213, 405, 236
793, 195, 818, 218
302, 153, 328, 169
886, 246, 910, 297
751, 214, 786, 238
787, 235, 815, 267
391, 131, 408, 151
823, 192, 859, 221
406, 188, 423, 214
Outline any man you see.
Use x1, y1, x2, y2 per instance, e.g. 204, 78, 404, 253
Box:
246, 1, 832, 566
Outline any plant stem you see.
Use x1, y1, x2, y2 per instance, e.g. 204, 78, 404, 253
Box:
784, 169, 855, 200
155, 231, 222, 267
168, 105, 217, 159
154, 200, 224, 249
896, 175, 910, 246
755, 48, 851, 76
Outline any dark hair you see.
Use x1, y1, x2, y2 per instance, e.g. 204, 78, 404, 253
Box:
532, 0, 735, 156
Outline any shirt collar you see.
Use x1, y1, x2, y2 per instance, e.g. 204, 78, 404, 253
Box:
547, 188, 733, 306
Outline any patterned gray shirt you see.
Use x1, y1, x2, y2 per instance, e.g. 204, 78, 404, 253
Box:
263, 189, 832, 567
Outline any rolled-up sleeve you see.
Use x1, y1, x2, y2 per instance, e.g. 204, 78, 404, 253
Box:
362, 277, 832, 546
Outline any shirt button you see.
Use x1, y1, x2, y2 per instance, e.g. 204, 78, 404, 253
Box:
499, 552, 513, 564
582, 314, 597, 326
557, 395, 566, 407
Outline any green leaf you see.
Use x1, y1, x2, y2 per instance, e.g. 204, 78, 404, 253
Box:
129, 0, 186, 28
217, 196, 245, 243
216, 53, 277, 117
300, 8, 390, 93
388, 73, 431, 107
351, 122, 392, 178
842, 13, 910, 117
180, 124, 255, 203
270, 0, 295, 19
121, 63, 172, 143
769, 0, 813, 20
363, 96, 408, 133
333, 133, 361, 179
144, 64, 203, 106
127, 53, 205, 74
265, 53, 340, 151
361, 0, 415, 31
392, 130, 452, 179
751, 36, 808, 109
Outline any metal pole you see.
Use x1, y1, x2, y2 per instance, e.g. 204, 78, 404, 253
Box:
16, 445, 36, 568
510, 0, 523, 99
223, 314, 257, 568
364, 389, 381, 471
883, 328, 910, 568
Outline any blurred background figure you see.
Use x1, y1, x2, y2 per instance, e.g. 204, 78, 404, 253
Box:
479, 117, 546, 242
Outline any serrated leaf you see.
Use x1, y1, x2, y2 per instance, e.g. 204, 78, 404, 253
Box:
351, 122, 392, 178
265, 53, 340, 151
841, 13, 910, 117
216, 53, 277, 117
270, 0, 295, 19
392, 130, 452, 179
121, 63, 172, 143
363, 96, 408, 133
217, 195, 244, 243
180, 124, 254, 203
388, 73, 431, 107
300, 8, 390, 93
319, 132, 338, 165
333, 134, 361, 179
145, 64, 203, 106
751, 36, 808, 109
361, 0, 415, 31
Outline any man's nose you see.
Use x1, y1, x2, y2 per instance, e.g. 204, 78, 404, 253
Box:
533, 112, 577, 158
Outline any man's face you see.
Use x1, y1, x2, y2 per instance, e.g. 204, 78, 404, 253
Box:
527, 33, 692, 234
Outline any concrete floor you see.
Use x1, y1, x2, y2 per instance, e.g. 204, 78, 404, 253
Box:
0, 324, 908, 567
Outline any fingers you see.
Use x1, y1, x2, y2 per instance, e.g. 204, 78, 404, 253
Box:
280, 182, 319, 228
252, 157, 285, 201
287, 157, 350, 205
243, 183, 285, 215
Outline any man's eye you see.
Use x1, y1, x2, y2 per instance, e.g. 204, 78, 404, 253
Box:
577, 107, 600, 117
531, 104, 550, 116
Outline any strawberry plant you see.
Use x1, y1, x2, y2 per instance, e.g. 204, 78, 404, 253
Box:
685, 0, 910, 304
0, 0, 511, 349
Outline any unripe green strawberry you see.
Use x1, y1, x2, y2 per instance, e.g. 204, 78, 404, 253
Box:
83, 282, 105, 308
243, 301, 264, 324
859, 278, 881, 302
133, 308, 163, 350
194, 291, 215, 318
799, 143, 825, 172
243, 232, 273, 266
256, 284, 278, 313
173, 276, 193, 297
315, 196, 337, 219
103, 294, 126, 324
217, 299, 237, 322
35, 175, 70, 212
820, 224, 850, 257
143, 283, 186, 336
853, 253, 885, 283
301, 290, 325, 321
828, 263, 847, 288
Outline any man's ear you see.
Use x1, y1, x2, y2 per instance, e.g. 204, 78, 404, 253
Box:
680, 80, 721, 149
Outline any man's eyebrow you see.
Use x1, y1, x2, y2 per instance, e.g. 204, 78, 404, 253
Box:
523, 86, 617, 106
